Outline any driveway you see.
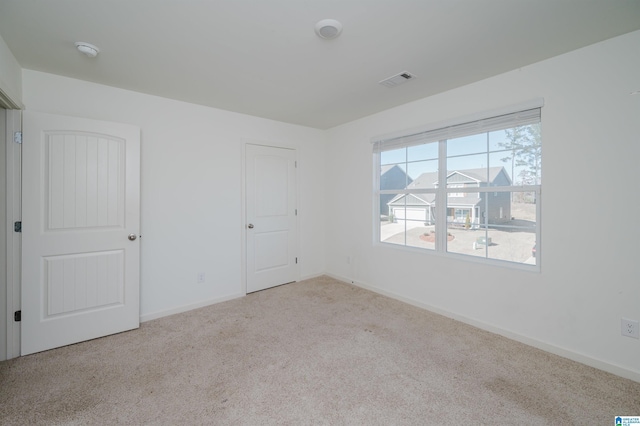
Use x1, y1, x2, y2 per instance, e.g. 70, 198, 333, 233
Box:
381, 221, 536, 265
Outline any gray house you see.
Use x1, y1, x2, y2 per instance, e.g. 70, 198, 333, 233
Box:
387, 167, 512, 227
380, 164, 412, 216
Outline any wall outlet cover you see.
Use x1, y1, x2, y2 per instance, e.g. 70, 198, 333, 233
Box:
621, 318, 639, 339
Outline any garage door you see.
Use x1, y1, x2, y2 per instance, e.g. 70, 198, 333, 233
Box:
392, 207, 426, 222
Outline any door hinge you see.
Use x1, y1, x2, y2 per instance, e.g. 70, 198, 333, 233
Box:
295, 161, 297, 168
14, 131, 22, 144
295, 257, 298, 264
14, 221, 22, 232
295, 209, 298, 216
14, 311, 21, 322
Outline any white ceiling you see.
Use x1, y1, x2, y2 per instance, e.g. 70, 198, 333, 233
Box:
1, 0, 640, 129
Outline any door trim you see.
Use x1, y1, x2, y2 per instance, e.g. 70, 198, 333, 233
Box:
241, 140, 299, 295
4, 109, 21, 360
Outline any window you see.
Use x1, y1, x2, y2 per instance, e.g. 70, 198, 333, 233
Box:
374, 106, 541, 268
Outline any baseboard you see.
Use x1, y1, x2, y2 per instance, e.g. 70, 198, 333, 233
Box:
140, 292, 245, 323
141, 275, 323, 324
325, 273, 640, 383
299, 272, 326, 282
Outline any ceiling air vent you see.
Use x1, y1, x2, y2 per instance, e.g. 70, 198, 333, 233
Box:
379, 71, 416, 88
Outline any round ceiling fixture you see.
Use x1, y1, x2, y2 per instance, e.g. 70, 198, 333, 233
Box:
75, 42, 100, 58
315, 19, 343, 40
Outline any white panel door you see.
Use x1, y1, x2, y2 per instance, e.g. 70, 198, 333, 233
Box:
246, 144, 297, 293
21, 111, 140, 355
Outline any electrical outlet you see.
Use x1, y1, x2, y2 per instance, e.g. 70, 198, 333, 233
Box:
621, 318, 639, 339
197, 272, 205, 284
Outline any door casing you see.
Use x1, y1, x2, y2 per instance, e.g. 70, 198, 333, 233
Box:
3, 109, 21, 360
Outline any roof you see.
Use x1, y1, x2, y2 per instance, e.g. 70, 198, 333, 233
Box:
387, 166, 509, 206
380, 164, 402, 176
445, 167, 512, 185
405, 166, 509, 190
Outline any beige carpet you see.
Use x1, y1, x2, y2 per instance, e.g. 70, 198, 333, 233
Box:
1, 276, 638, 425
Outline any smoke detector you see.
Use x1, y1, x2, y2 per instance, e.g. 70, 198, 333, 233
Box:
379, 71, 416, 88
75, 42, 100, 58
315, 19, 343, 40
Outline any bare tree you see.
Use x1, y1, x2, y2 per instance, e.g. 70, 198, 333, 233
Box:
499, 126, 527, 185
499, 123, 542, 189
520, 123, 541, 185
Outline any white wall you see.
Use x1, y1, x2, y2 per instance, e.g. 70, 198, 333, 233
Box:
17, 30, 640, 381
325, 30, 640, 380
0, 34, 22, 107
22, 70, 326, 319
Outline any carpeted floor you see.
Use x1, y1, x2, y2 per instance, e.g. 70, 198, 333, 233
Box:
1, 275, 638, 425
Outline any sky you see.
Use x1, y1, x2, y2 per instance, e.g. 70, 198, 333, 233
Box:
380, 125, 541, 185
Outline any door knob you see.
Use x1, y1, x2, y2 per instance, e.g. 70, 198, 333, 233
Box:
247, 224, 254, 229
128, 233, 137, 241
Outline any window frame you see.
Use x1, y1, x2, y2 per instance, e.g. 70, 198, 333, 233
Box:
373, 101, 542, 271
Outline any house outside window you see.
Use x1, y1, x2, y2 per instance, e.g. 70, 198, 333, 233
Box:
374, 106, 541, 269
